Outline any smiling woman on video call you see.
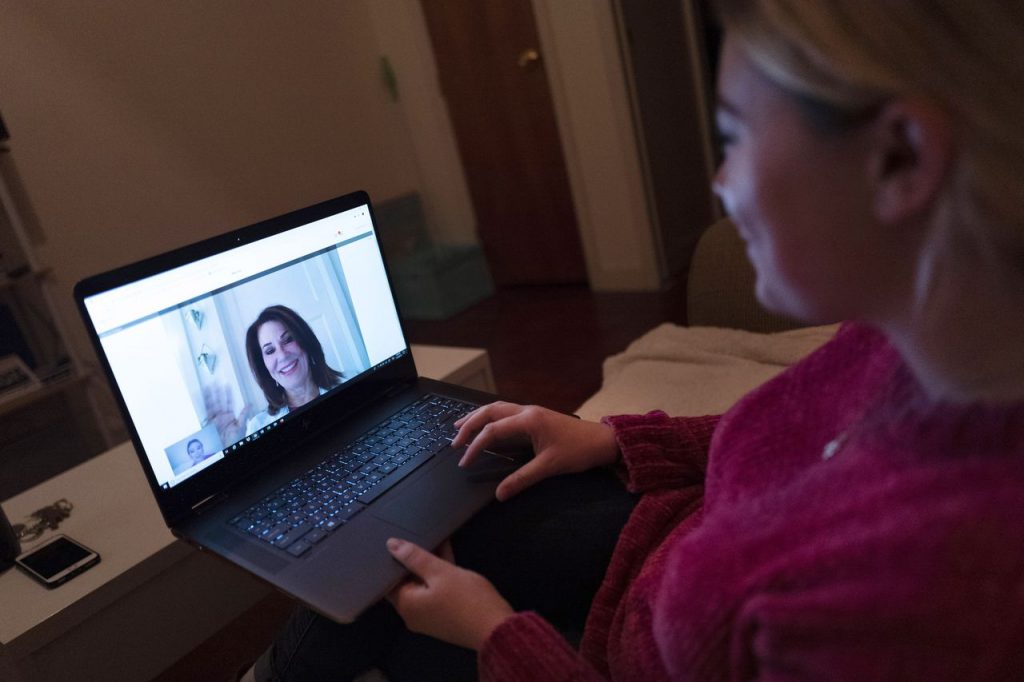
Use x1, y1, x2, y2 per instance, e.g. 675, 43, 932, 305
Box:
206, 305, 343, 446
245, 1, 1024, 680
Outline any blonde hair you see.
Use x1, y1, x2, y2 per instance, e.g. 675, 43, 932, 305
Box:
715, 0, 1024, 290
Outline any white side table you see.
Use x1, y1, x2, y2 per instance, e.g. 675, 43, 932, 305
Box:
411, 343, 495, 393
0, 345, 493, 682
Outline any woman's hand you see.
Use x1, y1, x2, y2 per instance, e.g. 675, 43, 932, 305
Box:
203, 385, 251, 447
386, 538, 514, 651
451, 402, 621, 501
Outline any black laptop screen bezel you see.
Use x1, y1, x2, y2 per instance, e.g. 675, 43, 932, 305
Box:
74, 190, 419, 525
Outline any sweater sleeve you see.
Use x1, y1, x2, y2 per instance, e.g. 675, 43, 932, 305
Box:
601, 411, 720, 494
723, 583, 1024, 681
479, 612, 609, 682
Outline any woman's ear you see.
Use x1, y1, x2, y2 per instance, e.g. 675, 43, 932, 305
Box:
869, 98, 954, 225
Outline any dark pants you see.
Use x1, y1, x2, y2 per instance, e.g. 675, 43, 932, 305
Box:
254, 468, 639, 681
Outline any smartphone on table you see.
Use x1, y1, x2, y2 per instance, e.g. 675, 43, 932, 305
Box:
15, 534, 101, 588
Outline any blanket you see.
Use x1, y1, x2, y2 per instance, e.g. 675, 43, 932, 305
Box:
575, 323, 839, 420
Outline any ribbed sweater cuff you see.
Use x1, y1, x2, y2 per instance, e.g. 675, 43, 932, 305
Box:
602, 411, 719, 493
479, 612, 600, 682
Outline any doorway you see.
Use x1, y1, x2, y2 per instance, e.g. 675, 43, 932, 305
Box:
614, 0, 720, 283
419, 0, 588, 287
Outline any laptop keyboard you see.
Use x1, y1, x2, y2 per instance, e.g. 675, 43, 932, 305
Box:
227, 394, 475, 558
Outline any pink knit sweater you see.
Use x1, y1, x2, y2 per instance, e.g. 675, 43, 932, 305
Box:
479, 324, 1024, 680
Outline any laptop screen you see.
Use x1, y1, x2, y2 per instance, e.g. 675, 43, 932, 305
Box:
81, 201, 406, 489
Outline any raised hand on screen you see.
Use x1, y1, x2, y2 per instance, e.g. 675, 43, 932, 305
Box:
203, 385, 252, 447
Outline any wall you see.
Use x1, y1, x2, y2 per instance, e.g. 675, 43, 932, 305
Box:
366, 0, 478, 247
0, 1, 422, 438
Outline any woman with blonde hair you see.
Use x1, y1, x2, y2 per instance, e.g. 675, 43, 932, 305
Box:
248, 2, 1024, 679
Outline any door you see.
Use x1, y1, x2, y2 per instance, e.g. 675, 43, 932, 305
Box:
420, 0, 588, 286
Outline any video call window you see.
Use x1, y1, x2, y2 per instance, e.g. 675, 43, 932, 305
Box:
88, 210, 405, 488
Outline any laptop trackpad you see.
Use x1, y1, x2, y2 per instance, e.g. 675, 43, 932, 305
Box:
372, 458, 504, 536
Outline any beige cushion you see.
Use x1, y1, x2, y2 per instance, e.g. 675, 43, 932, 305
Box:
687, 217, 804, 333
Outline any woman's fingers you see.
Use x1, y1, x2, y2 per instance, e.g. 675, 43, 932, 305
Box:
452, 403, 601, 500
202, 384, 250, 445
387, 537, 446, 582
203, 385, 232, 417
436, 539, 455, 563
384, 537, 514, 651
452, 402, 496, 430
218, 384, 234, 412
494, 456, 551, 501
457, 412, 531, 467
237, 404, 253, 428
452, 401, 509, 433
451, 401, 519, 448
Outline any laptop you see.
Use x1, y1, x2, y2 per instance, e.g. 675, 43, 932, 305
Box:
74, 190, 524, 623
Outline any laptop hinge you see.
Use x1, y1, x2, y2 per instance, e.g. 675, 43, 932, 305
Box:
381, 381, 413, 400
192, 492, 227, 515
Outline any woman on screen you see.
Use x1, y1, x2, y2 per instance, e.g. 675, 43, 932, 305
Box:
185, 438, 209, 466
244, 305, 344, 430
206, 305, 344, 445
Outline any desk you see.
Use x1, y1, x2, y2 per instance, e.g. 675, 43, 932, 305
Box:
0, 345, 493, 682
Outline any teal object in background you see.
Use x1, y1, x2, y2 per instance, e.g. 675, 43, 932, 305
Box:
375, 193, 494, 320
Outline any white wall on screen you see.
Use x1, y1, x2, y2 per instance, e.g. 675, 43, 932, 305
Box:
336, 236, 405, 366
316, 255, 371, 373
178, 297, 245, 425
100, 316, 201, 484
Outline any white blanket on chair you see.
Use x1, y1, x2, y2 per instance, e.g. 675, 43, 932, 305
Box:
574, 324, 840, 421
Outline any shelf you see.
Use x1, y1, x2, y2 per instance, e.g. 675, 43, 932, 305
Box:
0, 371, 89, 417
0, 266, 51, 292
